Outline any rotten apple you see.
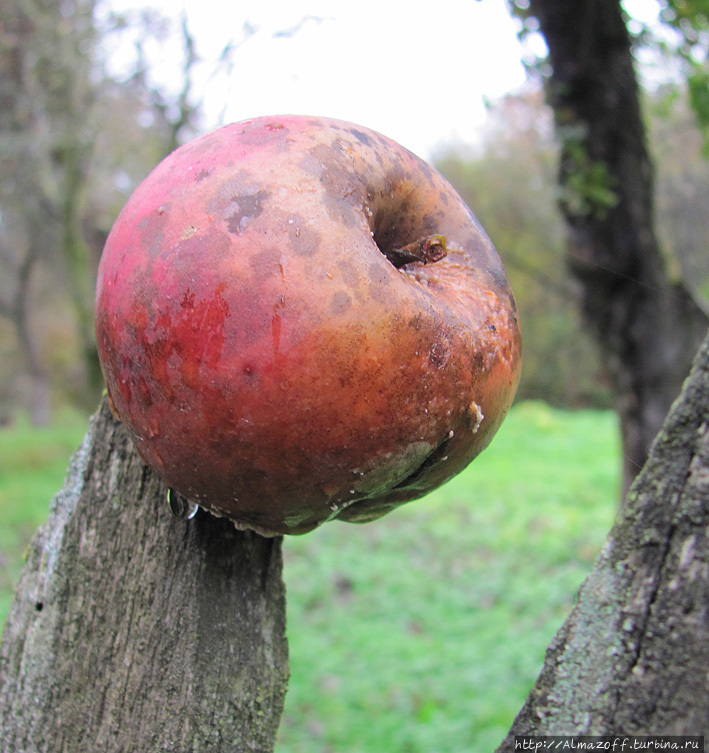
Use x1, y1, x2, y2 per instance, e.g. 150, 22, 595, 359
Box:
95, 115, 522, 535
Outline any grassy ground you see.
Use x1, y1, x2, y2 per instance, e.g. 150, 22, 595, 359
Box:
0, 402, 620, 752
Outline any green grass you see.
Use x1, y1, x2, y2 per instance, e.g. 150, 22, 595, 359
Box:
278, 403, 620, 752
0, 402, 620, 752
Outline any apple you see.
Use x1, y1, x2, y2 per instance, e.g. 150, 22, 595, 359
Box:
95, 115, 522, 535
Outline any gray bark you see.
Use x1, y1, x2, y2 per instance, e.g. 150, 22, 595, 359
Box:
0, 399, 289, 752
498, 327, 709, 743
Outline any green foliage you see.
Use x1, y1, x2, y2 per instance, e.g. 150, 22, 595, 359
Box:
687, 69, 709, 154
0, 404, 619, 753
559, 137, 619, 220
657, 0, 709, 152
647, 86, 709, 303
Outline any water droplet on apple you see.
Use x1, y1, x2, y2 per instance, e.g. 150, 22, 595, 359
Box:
167, 489, 199, 519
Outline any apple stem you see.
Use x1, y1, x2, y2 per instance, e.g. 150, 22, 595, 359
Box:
386, 234, 447, 268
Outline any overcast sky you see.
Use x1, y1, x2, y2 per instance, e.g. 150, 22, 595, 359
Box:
103, 0, 664, 160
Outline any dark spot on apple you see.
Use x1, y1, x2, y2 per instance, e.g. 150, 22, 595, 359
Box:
421, 213, 439, 234
486, 263, 513, 294
367, 261, 390, 288
336, 259, 360, 288
330, 291, 352, 315
414, 155, 435, 185
250, 246, 283, 282
227, 190, 269, 235
288, 216, 321, 257
349, 128, 371, 146
385, 167, 406, 191
429, 342, 449, 368
302, 144, 361, 226
195, 168, 211, 182
138, 210, 169, 260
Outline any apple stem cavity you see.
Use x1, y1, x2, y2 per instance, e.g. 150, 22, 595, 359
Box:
384, 234, 448, 269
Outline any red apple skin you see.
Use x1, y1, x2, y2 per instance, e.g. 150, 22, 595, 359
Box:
95, 115, 522, 535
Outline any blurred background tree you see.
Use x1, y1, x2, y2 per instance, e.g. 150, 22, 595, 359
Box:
0, 0, 202, 424
503, 0, 709, 494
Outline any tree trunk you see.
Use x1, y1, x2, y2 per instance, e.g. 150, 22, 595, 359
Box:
527, 0, 709, 495
498, 327, 709, 743
0, 399, 289, 752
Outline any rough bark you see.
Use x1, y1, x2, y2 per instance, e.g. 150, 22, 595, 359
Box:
498, 327, 709, 743
527, 0, 709, 494
0, 399, 289, 752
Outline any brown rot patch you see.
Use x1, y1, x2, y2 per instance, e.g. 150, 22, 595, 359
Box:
226, 190, 269, 235
429, 341, 449, 368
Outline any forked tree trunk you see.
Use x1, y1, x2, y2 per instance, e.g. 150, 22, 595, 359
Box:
0, 400, 289, 752
498, 328, 709, 744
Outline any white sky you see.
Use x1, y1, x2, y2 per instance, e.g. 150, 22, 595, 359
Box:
103, 0, 533, 159
103, 0, 665, 160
